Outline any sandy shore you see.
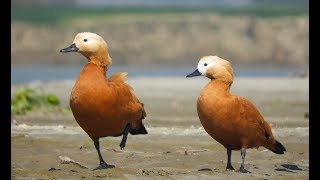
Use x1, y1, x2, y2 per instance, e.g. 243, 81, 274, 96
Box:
11, 77, 309, 179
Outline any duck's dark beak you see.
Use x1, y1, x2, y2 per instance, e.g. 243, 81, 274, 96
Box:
186, 69, 202, 77
60, 43, 79, 53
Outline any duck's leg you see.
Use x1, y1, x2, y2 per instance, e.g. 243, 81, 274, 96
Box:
226, 148, 235, 170
93, 139, 115, 170
120, 124, 131, 150
239, 148, 251, 173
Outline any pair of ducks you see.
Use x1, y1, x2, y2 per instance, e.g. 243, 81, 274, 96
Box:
60, 32, 286, 173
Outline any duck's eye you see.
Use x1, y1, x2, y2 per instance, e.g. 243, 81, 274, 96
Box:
84, 39, 88, 42
204, 63, 208, 66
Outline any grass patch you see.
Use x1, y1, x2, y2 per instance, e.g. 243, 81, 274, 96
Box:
11, 87, 61, 115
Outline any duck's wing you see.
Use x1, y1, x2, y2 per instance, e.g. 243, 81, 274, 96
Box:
109, 72, 129, 83
109, 72, 147, 120
108, 72, 140, 103
237, 96, 273, 139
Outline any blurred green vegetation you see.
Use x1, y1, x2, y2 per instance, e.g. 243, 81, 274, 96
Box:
11, 6, 308, 24
11, 87, 62, 115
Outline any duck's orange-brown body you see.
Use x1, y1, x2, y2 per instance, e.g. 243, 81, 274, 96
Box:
70, 63, 145, 141
197, 80, 275, 151
187, 55, 285, 173
60, 32, 147, 169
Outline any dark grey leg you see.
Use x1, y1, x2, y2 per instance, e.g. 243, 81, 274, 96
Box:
239, 148, 251, 173
93, 140, 115, 170
120, 124, 131, 150
226, 149, 235, 170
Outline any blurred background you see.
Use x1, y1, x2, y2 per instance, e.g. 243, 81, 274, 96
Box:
11, 0, 309, 84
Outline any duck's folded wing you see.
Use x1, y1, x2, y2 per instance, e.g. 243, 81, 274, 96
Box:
237, 96, 273, 139
109, 72, 139, 103
109, 72, 128, 83
109, 72, 147, 118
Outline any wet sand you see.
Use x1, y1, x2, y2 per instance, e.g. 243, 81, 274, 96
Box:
11, 77, 309, 179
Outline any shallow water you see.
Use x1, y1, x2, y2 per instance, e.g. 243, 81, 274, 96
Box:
11, 64, 307, 85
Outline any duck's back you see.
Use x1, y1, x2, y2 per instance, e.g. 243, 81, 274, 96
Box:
70, 63, 145, 140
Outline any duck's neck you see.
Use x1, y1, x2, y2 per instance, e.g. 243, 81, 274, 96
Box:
207, 79, 232, 92
82, 63, 108, 78
85, 51, 112, 67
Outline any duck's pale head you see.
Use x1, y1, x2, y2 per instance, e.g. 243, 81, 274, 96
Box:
186, 55, 233, 83
60, 32, 112, 66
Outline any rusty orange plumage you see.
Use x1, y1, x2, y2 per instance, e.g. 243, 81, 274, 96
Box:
60, 32, 147, 170
186, 55, 286, 173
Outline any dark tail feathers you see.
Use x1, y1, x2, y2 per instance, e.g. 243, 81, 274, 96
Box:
272, 140, 286, 154
129, 123, 148, 135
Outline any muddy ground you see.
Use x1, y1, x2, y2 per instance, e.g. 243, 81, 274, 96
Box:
11, 77, 309, 179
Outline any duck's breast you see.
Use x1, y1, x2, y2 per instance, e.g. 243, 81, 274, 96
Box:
69, 66, 142, 139
197, 90, 263, 149
198, 91, 269, 149
70, 74, 122, 138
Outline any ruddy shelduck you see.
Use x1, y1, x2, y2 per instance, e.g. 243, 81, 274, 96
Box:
186, 55, 286, 173
60, 32, 147, 170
